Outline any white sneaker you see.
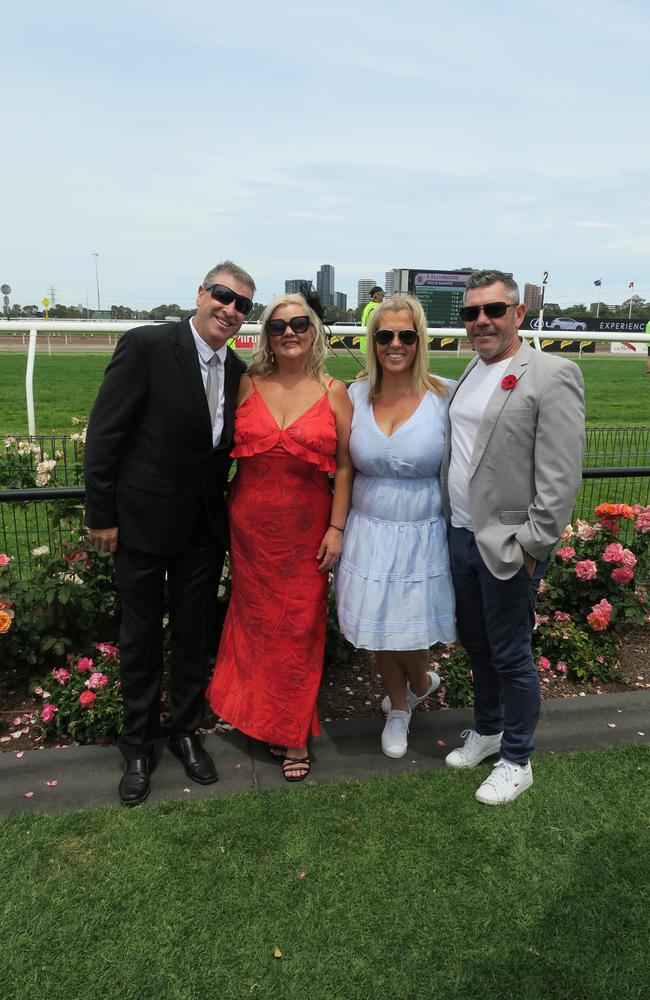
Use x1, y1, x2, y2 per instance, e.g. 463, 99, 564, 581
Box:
475, 758, 533, 805
444, 729, 503, 769
381, 670, 441, 715
381, 709, 411, 759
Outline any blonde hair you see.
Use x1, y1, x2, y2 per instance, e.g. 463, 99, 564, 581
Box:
248, 294, 328, 387
364, 295, 447, 402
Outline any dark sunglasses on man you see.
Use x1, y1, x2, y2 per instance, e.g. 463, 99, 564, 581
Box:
374, 329, 418, 346
266, 316, 311, 336
204, 283, 254, 316
459, 302, 517, 323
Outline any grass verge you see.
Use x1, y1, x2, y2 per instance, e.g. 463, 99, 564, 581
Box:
1, 745, 648, 1000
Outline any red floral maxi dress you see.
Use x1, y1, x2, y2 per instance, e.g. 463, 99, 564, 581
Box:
206, 379, 337, 747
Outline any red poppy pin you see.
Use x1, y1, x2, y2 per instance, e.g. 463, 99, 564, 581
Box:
501, 374, 518, 391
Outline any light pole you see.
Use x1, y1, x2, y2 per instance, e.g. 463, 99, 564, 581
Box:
92, 252, 101, 313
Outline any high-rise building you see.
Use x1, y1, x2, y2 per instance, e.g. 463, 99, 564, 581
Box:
285, 279, 312, 294
385, 270, 397, 296
357, 279, 376, 309
316, 265, 335, 307
524, 283, 542, 312
335, 291, 347, 311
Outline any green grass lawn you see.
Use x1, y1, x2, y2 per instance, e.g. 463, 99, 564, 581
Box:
0, 351, 648, 435
1, 745, 648, 1000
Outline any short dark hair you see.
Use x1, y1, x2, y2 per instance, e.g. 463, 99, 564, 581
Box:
370, 286, 384, 296
464, 270, 519, 305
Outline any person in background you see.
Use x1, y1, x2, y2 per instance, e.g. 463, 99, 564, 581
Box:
441, 269, 585, 804
335, 295, 456, 759
361, 286, 384, 328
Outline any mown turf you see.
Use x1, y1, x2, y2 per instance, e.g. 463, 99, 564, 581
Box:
0, 352, 648, 435
1, 745, 648, 1000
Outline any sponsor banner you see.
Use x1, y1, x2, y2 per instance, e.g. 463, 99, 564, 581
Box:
525, 316, 648, 334
610, 341, 649, 354
230, 335, 258, 348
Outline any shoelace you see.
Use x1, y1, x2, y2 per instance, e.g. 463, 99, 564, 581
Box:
483, 760, 515, 788
386, 713, 410, 735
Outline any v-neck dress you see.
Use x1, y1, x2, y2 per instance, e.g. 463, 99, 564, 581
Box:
206, 379, 336, 746
334, 379, 456, 650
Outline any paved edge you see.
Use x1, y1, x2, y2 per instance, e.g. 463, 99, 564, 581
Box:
0, 690, 648, 819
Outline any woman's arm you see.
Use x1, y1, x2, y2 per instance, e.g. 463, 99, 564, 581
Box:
317, 380, 354, 571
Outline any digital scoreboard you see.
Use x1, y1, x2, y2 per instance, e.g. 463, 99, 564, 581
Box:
408, 270, 471, 328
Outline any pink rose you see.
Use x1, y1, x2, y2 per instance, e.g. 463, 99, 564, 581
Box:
635, 509, 650, 533
575, 519, 597, 541
41, 703, 58, 723
79, 690, 97, 708
611, 566, 634, 585
95, 642, 119, 658
555, 546, 575, 562
575, 560, 597, 580
587, 611, 609, 631
86, 672, 109, 689
560, 524, 574, 542
0, 553, 11, 567
553, 611, 572, 621
555, 661, 568, 674
538, 656, 551, 671
620, 549, 637, 569
51, 668, 70, 685
76, 657, 94, 673
602, 542, 625, 563
537, 578, 547, 595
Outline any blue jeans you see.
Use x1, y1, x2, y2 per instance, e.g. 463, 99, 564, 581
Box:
449, 526, 546, 765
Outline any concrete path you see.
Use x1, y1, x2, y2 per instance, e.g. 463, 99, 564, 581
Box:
1, 691, 648, 819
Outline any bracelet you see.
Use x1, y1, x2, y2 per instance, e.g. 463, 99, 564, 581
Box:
330, 523, 345, 531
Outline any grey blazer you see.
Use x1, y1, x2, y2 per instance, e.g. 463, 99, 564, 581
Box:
440, 338, 585, 580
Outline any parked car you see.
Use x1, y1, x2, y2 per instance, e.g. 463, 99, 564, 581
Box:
549, 316, 587, 331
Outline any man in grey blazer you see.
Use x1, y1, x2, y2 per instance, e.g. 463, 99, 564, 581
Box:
440, 270, 584, 804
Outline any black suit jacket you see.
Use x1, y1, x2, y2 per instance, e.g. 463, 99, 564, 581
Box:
84, 319, 246, 555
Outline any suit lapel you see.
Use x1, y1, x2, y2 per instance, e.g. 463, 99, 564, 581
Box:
469, 339, 531, 477
216, 347, 240, 452
173, 319, 212, 445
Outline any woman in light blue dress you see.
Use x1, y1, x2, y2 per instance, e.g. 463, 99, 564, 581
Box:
334, 295, 456, 759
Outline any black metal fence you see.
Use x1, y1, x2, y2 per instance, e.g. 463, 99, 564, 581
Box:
1, 428, 649, 577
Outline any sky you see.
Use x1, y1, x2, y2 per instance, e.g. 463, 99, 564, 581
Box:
3, 0, 650, 312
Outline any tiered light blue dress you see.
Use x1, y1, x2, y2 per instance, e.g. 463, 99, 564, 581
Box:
334, 378, 457, 651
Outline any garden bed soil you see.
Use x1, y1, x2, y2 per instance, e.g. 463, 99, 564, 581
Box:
1, 626, 649, 754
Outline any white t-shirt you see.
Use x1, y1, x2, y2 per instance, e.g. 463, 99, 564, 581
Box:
448, 358, 510, 529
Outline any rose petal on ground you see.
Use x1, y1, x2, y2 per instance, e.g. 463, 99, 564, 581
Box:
183, 788, 191, 793
607, 723, 616, 728
638, 732, 646, 736
12, 717, 21, 726
436, 740, 446, 747
46, 780, 58, 787
298, 871, 306, 879
16, 751, 24, 759
0, 736, 11, 743
24, 792, 34, 798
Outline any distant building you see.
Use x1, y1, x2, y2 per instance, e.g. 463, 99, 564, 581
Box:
384, 270, 397, 296
357, 279, 376, 308
316, 265, 335, 307
524, 283, 542, 312
285, 279, 312, 294
335, 291, 347, 311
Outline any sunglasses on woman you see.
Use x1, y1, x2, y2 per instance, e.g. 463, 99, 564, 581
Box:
459, 302, 516, 322
374, 329, 419, 346
266, 316, 311, 336
204, 283, 254, 316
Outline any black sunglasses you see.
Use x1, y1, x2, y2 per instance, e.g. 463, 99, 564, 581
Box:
459, 301, 516, 322
374, 329, 418, 346
204, 283, 254, 316
266, 316, 311, 337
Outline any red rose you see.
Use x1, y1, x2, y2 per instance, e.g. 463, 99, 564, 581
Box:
79, 690, 97, 709
501, 374, 518, 390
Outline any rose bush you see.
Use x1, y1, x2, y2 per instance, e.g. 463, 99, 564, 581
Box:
32, 645, 123, 743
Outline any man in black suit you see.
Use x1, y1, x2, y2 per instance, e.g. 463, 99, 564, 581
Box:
84, 260, 254, 805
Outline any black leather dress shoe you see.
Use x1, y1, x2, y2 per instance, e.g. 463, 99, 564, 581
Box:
169, 734, 218, 784
119, 757, 151, 807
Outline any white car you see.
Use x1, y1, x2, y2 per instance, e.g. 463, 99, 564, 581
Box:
549, 316, 587, 331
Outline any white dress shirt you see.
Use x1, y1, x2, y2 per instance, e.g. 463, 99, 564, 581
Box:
190, 318, 227, 446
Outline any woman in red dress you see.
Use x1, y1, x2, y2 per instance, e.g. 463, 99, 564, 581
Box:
206, 291, 352, 781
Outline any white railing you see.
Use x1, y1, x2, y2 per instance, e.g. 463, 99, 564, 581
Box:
1, 321, 648, 436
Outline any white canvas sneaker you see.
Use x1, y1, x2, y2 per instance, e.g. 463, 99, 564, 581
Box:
444, 729, 503, 769
381, 709, 411, 759
474, 758, 533, 805
381, 670, 441, 715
